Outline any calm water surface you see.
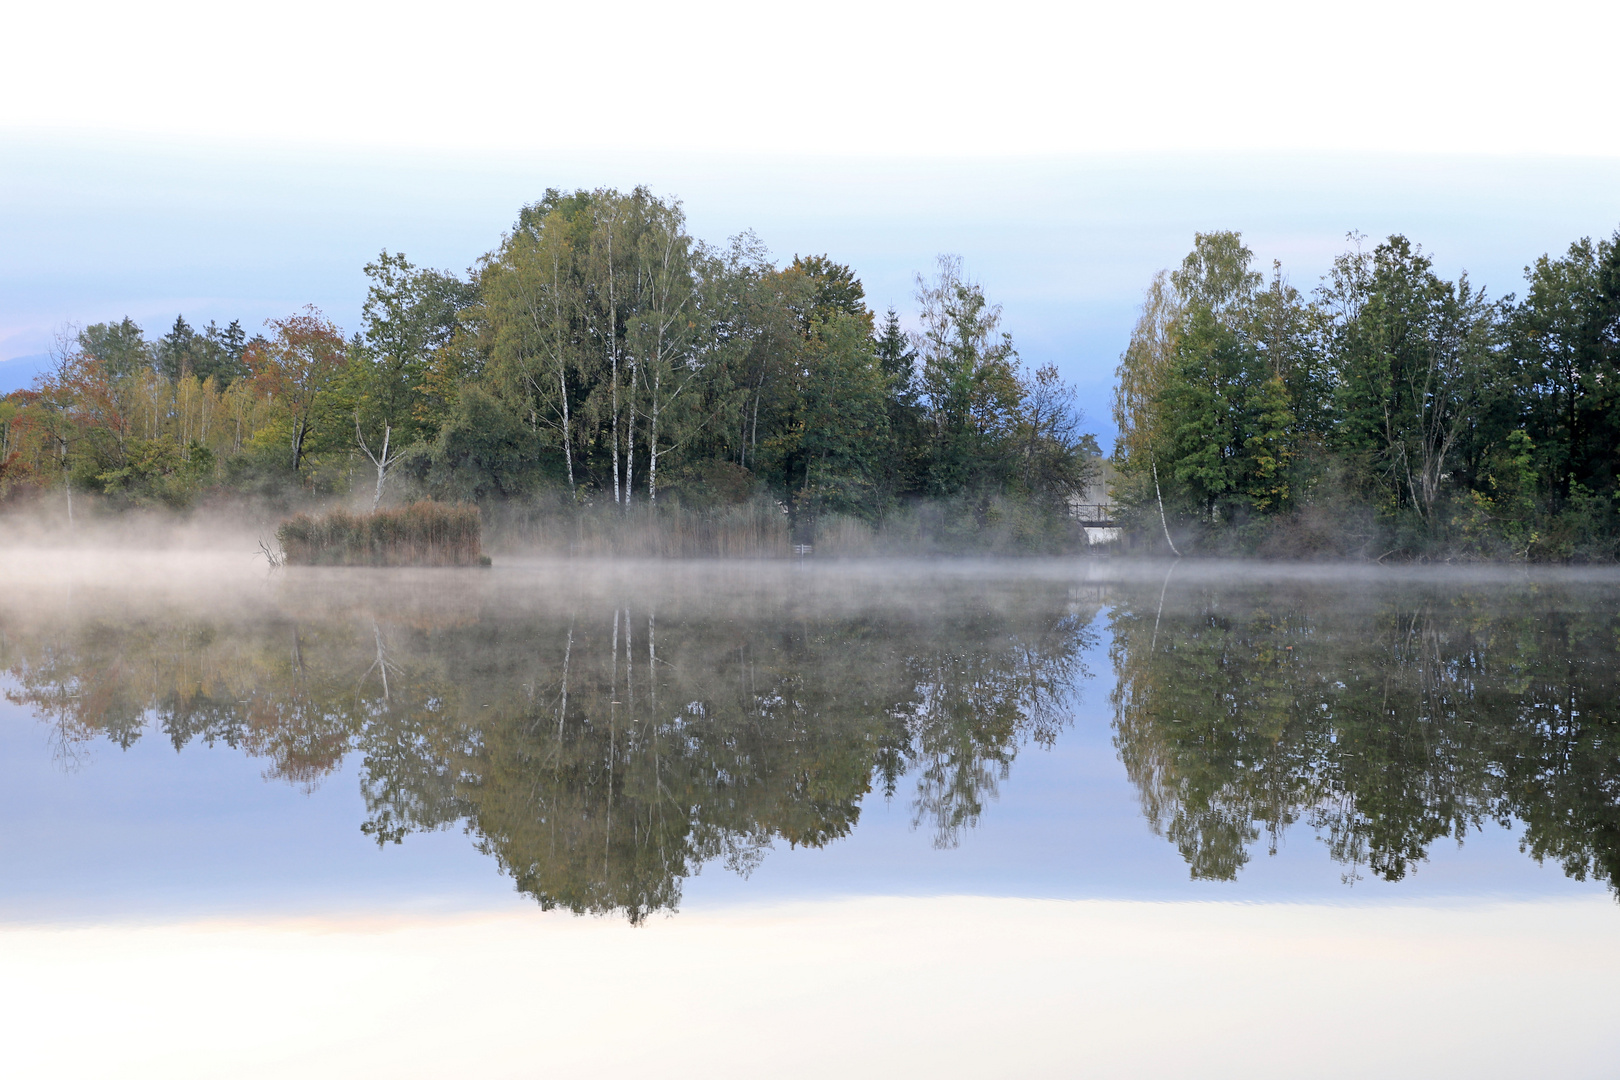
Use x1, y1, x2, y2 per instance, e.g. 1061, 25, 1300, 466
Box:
2, 556, 1618, 1077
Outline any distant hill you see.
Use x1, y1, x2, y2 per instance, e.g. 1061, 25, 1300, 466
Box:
0, 354, 51, 394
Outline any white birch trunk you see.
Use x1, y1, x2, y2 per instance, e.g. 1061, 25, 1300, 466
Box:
648, 366, 661, 503
606, 221, 621, 506
559, 364, 574, 492
625, 357, 636, 506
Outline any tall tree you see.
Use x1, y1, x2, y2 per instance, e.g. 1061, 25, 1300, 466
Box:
629, 201, 708, 503
481, 187, 738, 505
1013, 364, 1097, 516
1323, 235, 1499, 523
874, 307, 925, 500
356, 251, 474, 507
157, 316, 199, 381
1511, 232, 1620, 506
797, 311, 892, 521
480, 190, 592, 492
247, 308, 348, 475
1156, 233, 1298, 521
78, 318, 151, 380
912, 256, 1023, 497
787, 254, 873, 337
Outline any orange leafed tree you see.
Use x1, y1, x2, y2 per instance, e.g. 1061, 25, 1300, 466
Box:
246, 307, 348, 474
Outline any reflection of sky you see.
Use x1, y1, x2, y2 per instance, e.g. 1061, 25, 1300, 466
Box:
1, 610, 1601, 926
9, 895, 1620, 1079
0, 696, 518, 923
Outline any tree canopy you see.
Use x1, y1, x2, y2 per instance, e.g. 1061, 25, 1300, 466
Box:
1112, 228, 1620, 560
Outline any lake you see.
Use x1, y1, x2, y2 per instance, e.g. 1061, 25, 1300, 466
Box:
2, 554, 1618, 1077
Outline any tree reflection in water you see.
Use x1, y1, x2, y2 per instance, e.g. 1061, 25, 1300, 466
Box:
0, 572, 1097, 922
1110, 573, 1620, 892
12, 568, 1618, 916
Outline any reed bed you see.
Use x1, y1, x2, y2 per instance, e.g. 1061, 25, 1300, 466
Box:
493, 497, 792, 557
485, 494, 1088, 557
277, 501, 486, 566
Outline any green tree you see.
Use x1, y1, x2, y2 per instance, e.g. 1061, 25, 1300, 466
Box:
355, 251, 475, 507
479, 192, 591, 492
1512, 232, 1620, 507
787, 254, 873, 337
1147, 233, 1300, 528
413, 385, 546, 501
78, 318, 151, 380
479, 187, 738, 507
156, 316, 199, 381
798, 311, 893, 522
874, 307, 925, 500
1322, 235, 1500, 526
1013, 364, 1097, 516
913, 256, 1023, 498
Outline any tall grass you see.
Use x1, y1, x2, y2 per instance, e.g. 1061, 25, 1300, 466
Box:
482, 492, 1091, 557
277, 501, 485, 566
492, 496, 791, 557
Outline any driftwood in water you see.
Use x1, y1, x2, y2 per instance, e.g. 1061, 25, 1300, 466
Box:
277, 501, 487, 566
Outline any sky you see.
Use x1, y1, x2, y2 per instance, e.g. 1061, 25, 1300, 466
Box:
3, 0, 1619, 436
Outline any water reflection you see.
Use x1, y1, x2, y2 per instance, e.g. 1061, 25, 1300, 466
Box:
0, 571, 1096, 922
1109, 573, 1620, 893
7, 565, 1620, 917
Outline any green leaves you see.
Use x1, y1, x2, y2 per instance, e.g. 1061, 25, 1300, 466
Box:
914, 256, 1025, 498
798, 310, 892, 522
1111, 226, 1620, 557
1146, 236, 1307, 528
95, 438, 214, 509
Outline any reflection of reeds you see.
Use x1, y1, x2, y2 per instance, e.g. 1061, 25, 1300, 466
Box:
277, 501, 485, 567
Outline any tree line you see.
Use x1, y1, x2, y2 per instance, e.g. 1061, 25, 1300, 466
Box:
0, 186, 1096, 548
1113, 228, 1620, 560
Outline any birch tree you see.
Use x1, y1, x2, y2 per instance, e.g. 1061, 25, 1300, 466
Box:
628, 201, 705, 503
481, 214, 588, 494
355, 252, 472, 507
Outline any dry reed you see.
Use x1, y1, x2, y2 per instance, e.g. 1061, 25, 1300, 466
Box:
492, 497, 791, 557
277, 501, 485, 566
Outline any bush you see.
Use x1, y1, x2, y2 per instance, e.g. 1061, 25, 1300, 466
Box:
277, 500, 484, 566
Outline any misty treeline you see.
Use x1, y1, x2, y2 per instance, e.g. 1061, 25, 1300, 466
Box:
0, 578, 1095, 921
0, 186, 1096, 551
1114, 228, 1620, 560
1111, 577, 1620, 894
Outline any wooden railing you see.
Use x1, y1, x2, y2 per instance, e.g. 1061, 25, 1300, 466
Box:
1071, 504, 1118, 527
